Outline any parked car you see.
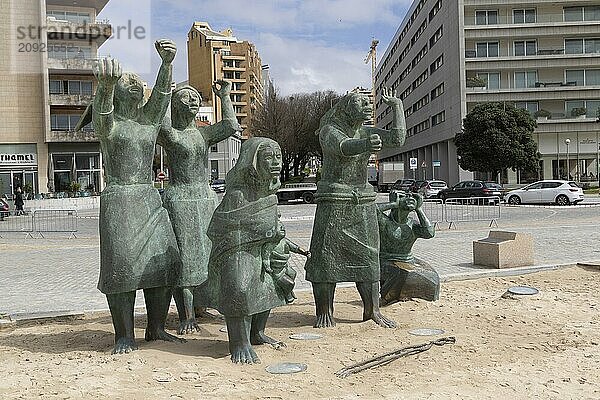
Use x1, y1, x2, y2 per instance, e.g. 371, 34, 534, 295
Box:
210, 179, 226, 193
276, 183, 318, 204
438, 180, 505, 202
506, 180, 584, 206
0, 198, 9, 220
391, 179, 416, 192
412, 180, 448, 198
409, 180, 426, 192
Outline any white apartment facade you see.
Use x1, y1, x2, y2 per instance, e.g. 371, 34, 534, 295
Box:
375, 0, 600, 186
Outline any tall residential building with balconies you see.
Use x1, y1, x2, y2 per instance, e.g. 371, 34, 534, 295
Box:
0, 0, 111, 197
187, 21, 263, 180
375, 0, 600, 186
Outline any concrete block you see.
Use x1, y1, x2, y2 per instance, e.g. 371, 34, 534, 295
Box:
473, 230, 534, 269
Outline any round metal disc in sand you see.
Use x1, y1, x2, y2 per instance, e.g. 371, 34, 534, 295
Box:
408, 328, 445, 336
289, 333, 323, 340
219, 326, 227, 333
266, 362, 307, 374
508, 286, 539, 295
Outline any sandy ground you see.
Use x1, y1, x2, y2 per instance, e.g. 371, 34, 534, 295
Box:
0, 266, 599, 400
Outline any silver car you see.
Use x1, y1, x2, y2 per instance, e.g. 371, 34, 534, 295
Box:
506, 180, 584, 206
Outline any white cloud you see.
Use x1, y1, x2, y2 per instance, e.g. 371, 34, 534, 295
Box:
257, 33, 370, 95
97, 0, 410, 93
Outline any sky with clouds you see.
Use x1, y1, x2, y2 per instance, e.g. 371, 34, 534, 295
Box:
98, 0, 411, 96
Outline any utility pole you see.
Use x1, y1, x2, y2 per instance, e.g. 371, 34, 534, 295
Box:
364, 38, 379, 125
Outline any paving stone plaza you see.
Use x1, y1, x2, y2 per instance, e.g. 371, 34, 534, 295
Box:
1, 195, 599, 317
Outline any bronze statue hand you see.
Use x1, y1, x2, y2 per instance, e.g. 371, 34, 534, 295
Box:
155, 39, 177, 64
381, 87, 402, 108
413, 193, 424, 209
367, 134, 382, 153
94, 58, 122, 87
213, 80, 232, 98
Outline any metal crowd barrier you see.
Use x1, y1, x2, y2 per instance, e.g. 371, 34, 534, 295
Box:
31, 209, 79, 238
443, 197, 501, 229
0, 211, 34, 238
422, 199, 444, 228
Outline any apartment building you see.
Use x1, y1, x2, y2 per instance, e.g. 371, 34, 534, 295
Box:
0, 0, 111, 197
375, 0, 600, 186
187, 21, 263, 180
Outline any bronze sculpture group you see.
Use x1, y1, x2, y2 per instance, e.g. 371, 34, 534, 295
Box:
89, 41, 436, 363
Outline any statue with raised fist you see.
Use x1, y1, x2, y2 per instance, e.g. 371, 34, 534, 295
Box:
91, 40, 183, 354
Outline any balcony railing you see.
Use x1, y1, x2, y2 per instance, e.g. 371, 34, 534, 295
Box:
464, 13, 600, 26
464, 48, 600, 58
49, 93, 94, 106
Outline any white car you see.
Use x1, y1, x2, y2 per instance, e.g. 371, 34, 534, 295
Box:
506, 180, 584, 206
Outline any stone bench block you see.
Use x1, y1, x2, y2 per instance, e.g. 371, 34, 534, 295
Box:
473, 231, 534, 269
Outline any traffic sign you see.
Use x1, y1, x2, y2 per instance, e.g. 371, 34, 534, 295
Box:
409, 157, 418, 170
433, 160, 441, 167
157, 171, 166, 181
421, 161, 427, 168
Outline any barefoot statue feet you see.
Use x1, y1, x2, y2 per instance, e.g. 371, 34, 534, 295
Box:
145, 328, 187, 343
112, 337, 138, 354
365, 311, 397, 328
230, 344, 261, 364
314, 312, 336, 328
251, 331, 286, 350
178, 319, 201, 335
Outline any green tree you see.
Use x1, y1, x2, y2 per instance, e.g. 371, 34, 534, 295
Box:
250, 82, 340, 182
456, 102, 540, 179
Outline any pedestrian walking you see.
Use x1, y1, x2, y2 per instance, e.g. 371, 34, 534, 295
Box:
14, 187, 24, 216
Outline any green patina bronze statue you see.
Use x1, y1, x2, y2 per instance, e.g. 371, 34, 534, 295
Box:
92, 40, 184, 354
159, 81, 240, 334
200, 137, 306, 364
377, 191, 439, 304
305, 89, 406, 328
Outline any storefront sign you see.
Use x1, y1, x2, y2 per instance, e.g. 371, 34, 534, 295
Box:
0, 153, 37, 166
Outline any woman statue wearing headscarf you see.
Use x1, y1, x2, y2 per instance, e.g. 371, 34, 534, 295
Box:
201, 137, 296, 364
305, 88, 406, 329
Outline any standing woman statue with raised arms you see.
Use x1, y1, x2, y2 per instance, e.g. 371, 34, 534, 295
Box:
92, 40, 183, 354
158, 81, 241, 334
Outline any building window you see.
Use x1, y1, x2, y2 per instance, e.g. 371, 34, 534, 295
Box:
475, 10, 498, 25
566, 70, 584, 85
564, 6, 600, 22
476, 42, 499, 57
514, 71, 538, 88
47, 10, 90, 24
210, 160, 219, 180
429, 0, 442, 22
431, 110, 445, 126
413, 119, 430, 134
49, 80, 62, 94
515, 101, 539, 116
430, 54, 444, 74
50, 114, 88, 131
513, 9, 536, 24
565, 100, 600, 117
431, 82, 444, 99
412, 94, 429, 113
585, 38, 600, 54
412, 70, 428, 90
210, 144, 218, 152
565, 38, 600, 54
429, 25, 443, 48
476, 72, 500, 89
514, 40, 537, 56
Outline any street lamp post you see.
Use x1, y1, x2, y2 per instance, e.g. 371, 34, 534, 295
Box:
565, 138, 571, 180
